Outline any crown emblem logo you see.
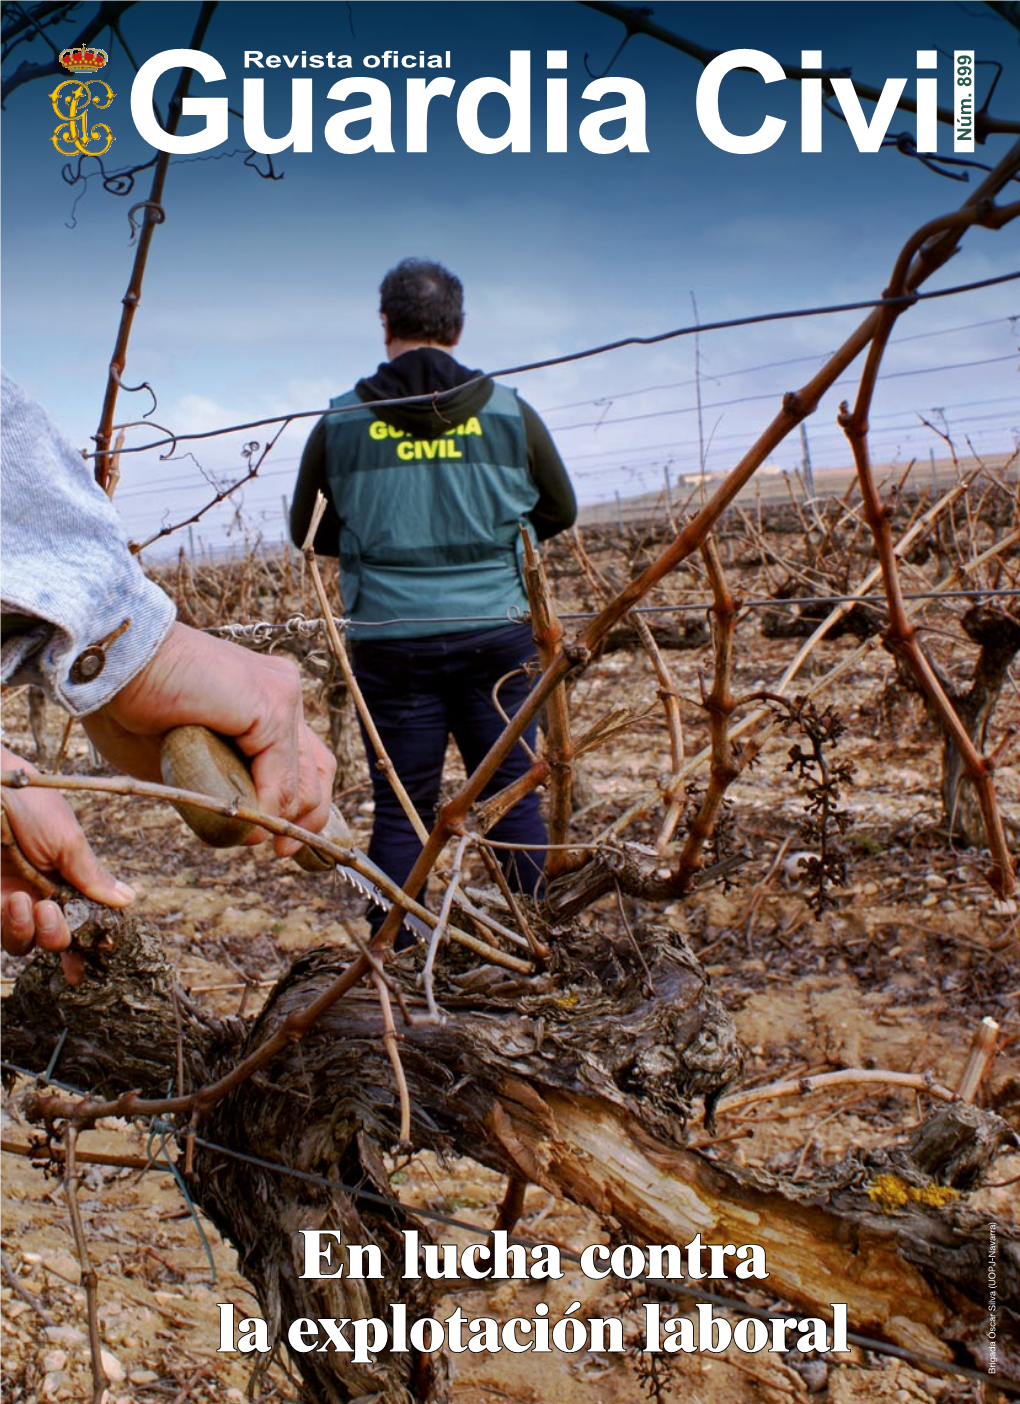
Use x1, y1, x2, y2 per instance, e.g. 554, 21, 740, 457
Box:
59, 45, 109, 76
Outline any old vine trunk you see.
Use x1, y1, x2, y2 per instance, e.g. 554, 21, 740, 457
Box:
5, 910, 1018, 1401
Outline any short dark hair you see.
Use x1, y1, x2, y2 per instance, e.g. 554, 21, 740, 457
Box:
379, 258, 464, 344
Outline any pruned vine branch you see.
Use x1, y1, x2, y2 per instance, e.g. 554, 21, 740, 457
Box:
582, 0, 1020, 138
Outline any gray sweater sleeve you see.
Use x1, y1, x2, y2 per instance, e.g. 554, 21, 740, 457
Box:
1, 370, 176, 716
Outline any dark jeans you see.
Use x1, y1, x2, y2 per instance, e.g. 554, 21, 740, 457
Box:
351, 623, 546, 934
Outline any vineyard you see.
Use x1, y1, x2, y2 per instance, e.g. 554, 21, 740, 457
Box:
3, 5, 1020, 1397
3, 457, 1018, 1404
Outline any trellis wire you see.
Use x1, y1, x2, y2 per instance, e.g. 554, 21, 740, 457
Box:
203, 586, 1020, 648
102, 268, 1020, 461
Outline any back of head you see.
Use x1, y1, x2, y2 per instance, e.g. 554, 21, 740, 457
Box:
379, 258, 464, 345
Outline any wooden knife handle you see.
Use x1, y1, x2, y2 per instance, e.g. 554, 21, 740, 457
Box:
159, 724, 349, 871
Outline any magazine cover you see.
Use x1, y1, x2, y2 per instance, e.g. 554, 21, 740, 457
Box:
1, 4, 1017, 1402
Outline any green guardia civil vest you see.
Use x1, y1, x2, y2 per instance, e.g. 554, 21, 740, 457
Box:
322, 383, 538, 639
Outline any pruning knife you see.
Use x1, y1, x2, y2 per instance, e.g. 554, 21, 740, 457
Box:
160, 725, 430, 941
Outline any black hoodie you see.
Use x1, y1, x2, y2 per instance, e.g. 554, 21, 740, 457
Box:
290, 348, 576, 554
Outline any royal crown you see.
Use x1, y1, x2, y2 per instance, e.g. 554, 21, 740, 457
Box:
59, 45, 109, 76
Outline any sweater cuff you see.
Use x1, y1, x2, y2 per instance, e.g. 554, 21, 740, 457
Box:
3, 577, 177, 717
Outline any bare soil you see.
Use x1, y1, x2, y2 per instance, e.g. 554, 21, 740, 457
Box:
3, 496, 1018, 1404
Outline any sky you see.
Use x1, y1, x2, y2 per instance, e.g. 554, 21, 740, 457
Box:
1, 1, 1018, 557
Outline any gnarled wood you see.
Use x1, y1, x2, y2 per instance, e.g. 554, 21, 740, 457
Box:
5, 916, 1018, 1400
